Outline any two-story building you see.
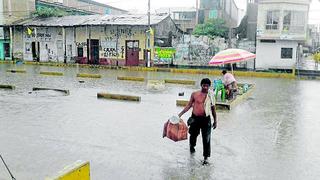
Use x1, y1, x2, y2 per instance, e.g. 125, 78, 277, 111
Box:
156, 7, 197, 34
255, 0, 311, 70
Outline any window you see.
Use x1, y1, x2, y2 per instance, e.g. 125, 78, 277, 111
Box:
209, 10, 218, 19
283, 11, 291, 31
186, 28, 193, 34
173, 13, 179, 20
105, 8, 111, 15
281, 48, 293, 59
283, 11, 305, 32
266, 10, 279, 30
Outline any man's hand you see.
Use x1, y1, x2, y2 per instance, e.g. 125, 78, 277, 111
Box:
212, 122, 217, 129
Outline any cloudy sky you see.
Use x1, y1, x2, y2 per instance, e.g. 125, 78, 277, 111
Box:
97, 0, 247, 12
97, 0, 320, 24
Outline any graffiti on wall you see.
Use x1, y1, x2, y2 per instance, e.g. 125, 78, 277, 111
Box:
101, 27, 143, 59
173, 35, 227, 65
73, 27, 145, 59
24, 27, 53, 42
76, 42, 87, 47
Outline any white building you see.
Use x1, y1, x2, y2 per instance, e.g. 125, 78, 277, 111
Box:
255, 0, 311, 70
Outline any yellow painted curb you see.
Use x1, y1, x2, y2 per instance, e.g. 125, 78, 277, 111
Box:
157, 68, 171, 72
32, 87, 70, 95
97, 93, 141, 102
6, 69, 27, 73
234, 71, 295, 79
0, 84, 15, 90
117, 76, 145, 82
0, 60, 15, 64
77, 73, 102, 78
164, 79, 196, 85
46, 161, 90, 180
40, 71, 64, 76
297, 76, 320, 81
15, 61, 297, 79
176, 100, 188, 106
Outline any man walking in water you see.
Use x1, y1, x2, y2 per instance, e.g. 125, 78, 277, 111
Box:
178, 78, 217, 165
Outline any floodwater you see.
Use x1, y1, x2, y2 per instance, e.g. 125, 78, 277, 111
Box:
0, 64, 320, 180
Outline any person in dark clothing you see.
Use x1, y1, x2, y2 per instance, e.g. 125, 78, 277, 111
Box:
178, 78, 217, 164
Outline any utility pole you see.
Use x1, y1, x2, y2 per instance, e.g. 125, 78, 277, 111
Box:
228, 0, 232, 48
8, 0, 12, 17
147, 0, 151, 67
10, 26, 13, 61
196, 0, 199, 24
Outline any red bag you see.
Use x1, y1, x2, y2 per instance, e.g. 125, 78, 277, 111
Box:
163, 119, 188, 142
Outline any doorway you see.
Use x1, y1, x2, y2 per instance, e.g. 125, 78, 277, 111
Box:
32, 42, 40, 62
125, 40, 139, 66
87, 39, 99, 64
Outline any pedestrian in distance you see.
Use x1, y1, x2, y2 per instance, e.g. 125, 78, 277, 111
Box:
178, 78, 217, 165
222, 70, 238, 100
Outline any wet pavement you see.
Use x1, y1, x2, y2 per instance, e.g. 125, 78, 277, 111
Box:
297, 56, 320, 71
0, 64, 320, 180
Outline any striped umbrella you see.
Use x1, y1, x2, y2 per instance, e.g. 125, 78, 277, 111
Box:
209, 48, 256, 73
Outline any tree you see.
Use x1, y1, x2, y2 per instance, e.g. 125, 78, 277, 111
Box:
313, 52, 320, 67
235, 15, 248, 40
193, 18, 229, 38
33, 7, 67, 18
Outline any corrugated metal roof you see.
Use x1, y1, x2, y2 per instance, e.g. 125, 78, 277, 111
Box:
15, 14, 170, 27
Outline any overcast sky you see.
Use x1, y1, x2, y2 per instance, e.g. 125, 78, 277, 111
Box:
97, 0, 320, 24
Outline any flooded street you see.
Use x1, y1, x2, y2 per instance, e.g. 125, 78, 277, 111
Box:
0, 64, 320, 180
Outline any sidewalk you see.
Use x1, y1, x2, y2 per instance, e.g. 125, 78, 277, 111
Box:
297, 56, 320, 71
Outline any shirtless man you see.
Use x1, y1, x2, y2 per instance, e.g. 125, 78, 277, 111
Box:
178, 78, 217, 164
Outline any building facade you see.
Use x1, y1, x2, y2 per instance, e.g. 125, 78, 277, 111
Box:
255, 0, 311, 69
0, 0, 35, 60
199, 0, 244, 28
0, 0, 126, 61
13, 14, 180, 66
156, 7, 197, 34
307, 24, 320, 53
246, 0, 259, 41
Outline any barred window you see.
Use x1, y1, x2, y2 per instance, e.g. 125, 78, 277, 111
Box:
266, 10, 280, 30
281, 48, 293, 59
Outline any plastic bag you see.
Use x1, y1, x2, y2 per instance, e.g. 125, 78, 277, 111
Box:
163, 117, 188, 142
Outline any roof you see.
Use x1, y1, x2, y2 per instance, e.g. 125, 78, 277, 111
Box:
155, 7, 197, 14
77, 0, 127, 12
14, 14, 171, 27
